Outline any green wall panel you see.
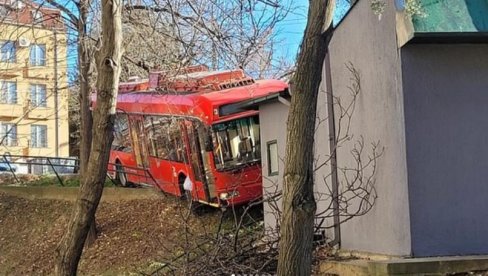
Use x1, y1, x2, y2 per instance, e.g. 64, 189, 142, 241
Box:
412, 0, 488, 32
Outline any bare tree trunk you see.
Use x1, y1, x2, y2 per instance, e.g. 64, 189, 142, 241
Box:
78, 5, 92, 178
55, 0, 122, 273
277, 1, 334, 275
77, 0, 98, 247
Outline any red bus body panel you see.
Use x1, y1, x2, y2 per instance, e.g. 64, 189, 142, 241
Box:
105, 73, 288, 207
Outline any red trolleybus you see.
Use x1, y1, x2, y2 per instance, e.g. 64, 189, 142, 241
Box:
109, 66, 287, 207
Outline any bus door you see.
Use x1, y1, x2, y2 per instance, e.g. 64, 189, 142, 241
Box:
184, 120, 211, 202
196, 125, 217, 201
129, 115, 150, 183
143, 116, 185, 194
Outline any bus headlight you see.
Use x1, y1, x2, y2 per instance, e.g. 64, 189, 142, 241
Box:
219, 191, 240, 200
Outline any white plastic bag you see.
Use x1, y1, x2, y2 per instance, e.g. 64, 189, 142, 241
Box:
183, 176, 193, 191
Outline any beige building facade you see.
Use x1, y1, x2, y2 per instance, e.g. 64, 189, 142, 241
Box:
0, 0, 69, 161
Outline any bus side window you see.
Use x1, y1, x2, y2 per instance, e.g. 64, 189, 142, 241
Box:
167, 118, 185, 163
153, 118, 170, 160
148, 116, 187, 163
144, 116, 158, 158
178, 120, 189, 164
173, 119, 187, 163
113, 113, 132, 152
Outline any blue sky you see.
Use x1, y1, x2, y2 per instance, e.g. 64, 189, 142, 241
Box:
274, 0, 351, 61
273, 0, 309, 62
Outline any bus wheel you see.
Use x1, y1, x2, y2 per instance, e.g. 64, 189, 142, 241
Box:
115, 163, 129, 187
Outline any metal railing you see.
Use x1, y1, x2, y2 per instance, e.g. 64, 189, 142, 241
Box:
1, 153, 79, 186
0, 154, 162, 190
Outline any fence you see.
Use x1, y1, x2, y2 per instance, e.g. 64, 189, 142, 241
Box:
0, 153, 158, 188
1, 153, 79, 185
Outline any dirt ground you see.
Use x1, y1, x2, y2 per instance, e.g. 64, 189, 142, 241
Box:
0, 191, 224, 275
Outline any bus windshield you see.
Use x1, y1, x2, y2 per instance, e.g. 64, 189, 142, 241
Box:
212, 116, 260, 170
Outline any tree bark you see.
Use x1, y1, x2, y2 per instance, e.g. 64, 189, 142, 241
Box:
76, 0, 99, 247
54, 0, 122, 273
78, 0, 93, 178
277, 1, 334, 275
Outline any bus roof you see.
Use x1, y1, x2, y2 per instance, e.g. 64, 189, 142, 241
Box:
114, 79, 288, 124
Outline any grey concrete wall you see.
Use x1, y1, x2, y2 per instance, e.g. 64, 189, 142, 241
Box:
401, 44, 488, 257
325, 0, 411, 256
314, 71, 336, 237
259, 91, 332, 239
259, 102, 288, 237
260, 1, 412, 255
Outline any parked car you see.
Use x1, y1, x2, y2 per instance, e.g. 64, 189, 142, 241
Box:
0, 162, 17, 172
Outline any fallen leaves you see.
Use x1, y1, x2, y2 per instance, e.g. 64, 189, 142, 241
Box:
0, 191, 222, 274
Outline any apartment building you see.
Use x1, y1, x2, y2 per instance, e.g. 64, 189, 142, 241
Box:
0, 0, 69, 163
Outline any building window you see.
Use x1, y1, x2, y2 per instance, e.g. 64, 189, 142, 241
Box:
267, 140, 278, 176
0, 81, 17, 104
30, 84, 47, 107
0, 41, 16, 63
30, 44, 46, 66
0, 123, 17, 146
31, 125, 47, 148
